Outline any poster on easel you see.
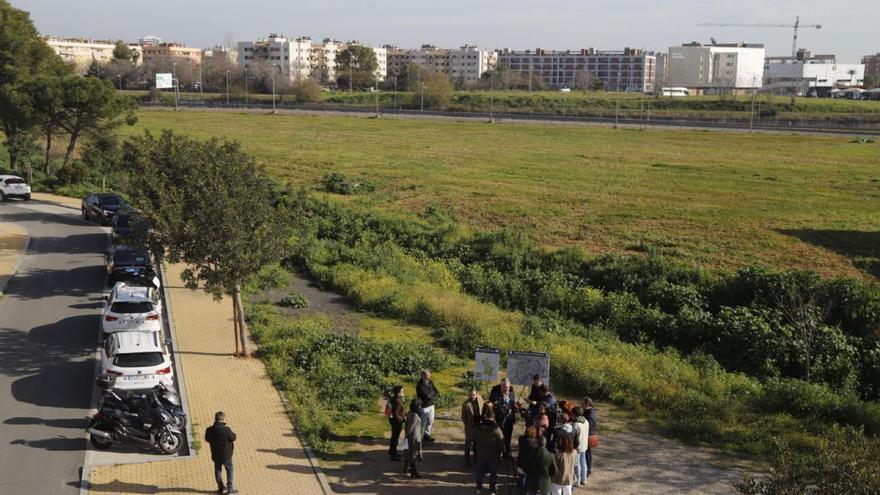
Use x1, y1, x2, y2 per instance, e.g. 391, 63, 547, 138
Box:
474, 347, 501, 382
506, 350, 550, 386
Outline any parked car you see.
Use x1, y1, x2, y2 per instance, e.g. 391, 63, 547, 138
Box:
106, 244, 154, 285
82, 193, 126, 225
102, 282, 162, 338
100, 330, 174, 391
111, 210, 135, 243
0, 175, 31, 201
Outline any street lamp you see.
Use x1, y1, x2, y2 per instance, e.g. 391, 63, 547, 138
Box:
117, 74, 122, 91
271, 63, 278, 114
225, 69, 230, 105
244, 66, 249, 106
172, 62, 179, 111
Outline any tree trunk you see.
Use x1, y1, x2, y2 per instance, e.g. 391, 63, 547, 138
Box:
232, 296, 240, 356
44, 125, 52, 175
63, 131, 79, 168
233, 284, 249, 357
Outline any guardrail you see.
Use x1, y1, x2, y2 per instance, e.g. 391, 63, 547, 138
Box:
139, 100, 880, 135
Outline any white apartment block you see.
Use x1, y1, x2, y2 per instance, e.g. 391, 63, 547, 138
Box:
386, 44, 496, 84
667, 42, 765, 93
238, 34, 385, 85
765, 49, 865, 96
497, 47, 656, 92
43, 37, 142, 73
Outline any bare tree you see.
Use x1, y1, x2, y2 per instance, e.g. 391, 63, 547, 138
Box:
776, 288, 833, 383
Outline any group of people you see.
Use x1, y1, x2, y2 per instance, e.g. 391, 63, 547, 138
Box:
386, 370, 598, 495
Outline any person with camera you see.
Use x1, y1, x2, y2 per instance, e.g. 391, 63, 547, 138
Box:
488, 377, 517, 459
460, 387, 485, 467
416, 369, 439, 443
474, 410, 504, 495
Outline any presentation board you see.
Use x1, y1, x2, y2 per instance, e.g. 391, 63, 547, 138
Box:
474, 347, 501, 382
506, 350, 550, 386
155, 73, 173, 89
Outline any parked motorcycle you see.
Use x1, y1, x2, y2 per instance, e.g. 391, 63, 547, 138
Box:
99, 382, 187, 429
86, 375, 183, 454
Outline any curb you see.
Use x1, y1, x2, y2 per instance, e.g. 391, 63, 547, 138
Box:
272, 387, 334, 494
0, 235, 30, 296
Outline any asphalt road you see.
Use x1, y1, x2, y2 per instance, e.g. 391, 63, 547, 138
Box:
0, 199, 107, 494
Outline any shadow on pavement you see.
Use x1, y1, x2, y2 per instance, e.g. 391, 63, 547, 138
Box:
72, 480, 219, 494
4, 417, 87, 429
3, 265, 106, 301
10, 436, 86, 451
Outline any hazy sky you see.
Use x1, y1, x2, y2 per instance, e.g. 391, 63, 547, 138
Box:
15, 0, 876, 62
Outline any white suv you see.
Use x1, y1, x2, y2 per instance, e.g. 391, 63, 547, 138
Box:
100, 330, 174, 391
0, 175, 31, 201
102, 282, 162, 337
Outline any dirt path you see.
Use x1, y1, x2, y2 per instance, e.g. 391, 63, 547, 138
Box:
286, 275, 749, 494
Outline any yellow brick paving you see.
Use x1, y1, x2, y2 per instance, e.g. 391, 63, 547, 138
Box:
87, 263, 327, 494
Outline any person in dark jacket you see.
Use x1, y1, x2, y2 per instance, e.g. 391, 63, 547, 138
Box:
403, 398, 424, 478
416, 369, 439, 442
474, 411, 504, 495
524, 435, 557, 495
205, 411, 237, 494
488, 377, 517, 459
583, 397, 598, 479
517, 426, 540, 490
388, 385, 405, 461
527, 374, 545, 404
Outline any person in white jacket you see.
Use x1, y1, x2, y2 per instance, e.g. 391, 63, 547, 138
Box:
573, 407, 590, 486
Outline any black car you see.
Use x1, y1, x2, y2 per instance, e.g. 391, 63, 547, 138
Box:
82, 193, 125, 225
111, 210, 134, 243
106, 244, 154, 286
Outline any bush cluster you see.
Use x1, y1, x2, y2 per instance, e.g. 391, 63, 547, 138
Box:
278, 293, 309, 309
320, 172, 377, 195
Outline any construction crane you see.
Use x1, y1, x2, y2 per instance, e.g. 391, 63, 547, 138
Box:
698, 16, 822, 58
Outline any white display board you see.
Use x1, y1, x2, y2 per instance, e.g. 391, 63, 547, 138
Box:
155, 73, 173, 89
474, 347, 500, 382
506, 350, 550, 386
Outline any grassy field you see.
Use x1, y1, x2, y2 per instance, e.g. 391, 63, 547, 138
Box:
125, 109, 880, 280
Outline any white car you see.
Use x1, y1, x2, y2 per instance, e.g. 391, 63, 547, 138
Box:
0, 175, 31, 201
102, 282, 162, 337
100, 330, 174, 391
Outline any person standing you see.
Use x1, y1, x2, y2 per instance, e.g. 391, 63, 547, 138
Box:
205, 411, 237, 494
388, 385, 405, 461
528, 374, 544, 404
416, 370, 439, 442
583, 397, 598, 480
572, 407, 590, 486
488, 377, 517, 459
517, 426, 540, 491
550, 436, 577, 495
403, 398, 424, 478
525, 435, 557, 495
474, 411, 504, 495
460, 387, 485, 467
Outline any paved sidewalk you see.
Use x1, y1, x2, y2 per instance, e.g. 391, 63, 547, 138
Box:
0, 221, 28, 294
87, 264, 327, 494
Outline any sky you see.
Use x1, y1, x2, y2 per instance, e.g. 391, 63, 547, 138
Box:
14, 0, 877, 62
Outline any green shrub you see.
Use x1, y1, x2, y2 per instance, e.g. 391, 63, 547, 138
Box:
278, 293, 309, 309
320, 172, 377, 195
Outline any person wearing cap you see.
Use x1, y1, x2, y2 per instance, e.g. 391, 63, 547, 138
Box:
474, 410, 504, 495
205, 411, 237, 494
388, 385, 406, 461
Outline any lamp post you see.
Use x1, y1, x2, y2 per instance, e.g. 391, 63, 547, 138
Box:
172, 62, 179, 111
198, 63, 203, 97
418, 66, 423, 111
244, 67, 249, 106
117, 74, 122, 91
225, 69, 230, 105
271, 63, 277, 114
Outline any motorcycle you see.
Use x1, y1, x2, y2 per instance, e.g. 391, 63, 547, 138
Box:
99, 382, 187, 429
86, 375, 183, 454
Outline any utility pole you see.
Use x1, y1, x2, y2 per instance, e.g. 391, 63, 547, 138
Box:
272, 63, 277, 114
172, 62, 179, 111
349, 52, 353, 94
418, 66, 423, 111
199, 63, 203, 98
225, 70, 230, 105
244, 67, 249, 105
117, 74, 122, 90
750, 76, 757, 131
375, 89, 380, 118
489, 70, 494, 122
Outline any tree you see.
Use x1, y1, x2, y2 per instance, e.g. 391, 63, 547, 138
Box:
57, 77, 138, 167
335, 45, 378, 90
292, 79, 321, 102
112, 40, 139, 65
575, 70, 596, 94
421, 72, 453, 108
122, 130, 293, 356
25, 75, 67, 174
0, 0, 69, 169
776, 286, 833, 383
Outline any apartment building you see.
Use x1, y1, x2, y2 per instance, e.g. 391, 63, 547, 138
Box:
43, 37, 142, 73
497, 47, 656, 92
238, 34, 385, 84
666, 42, 765, 94
202, 45, 238, 64
765, 49, 865, 96
862, 53, 880, 86
386, 44, 496, 84
141, 42, 202, 66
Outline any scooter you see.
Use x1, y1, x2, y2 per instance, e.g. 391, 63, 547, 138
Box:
99, 382, 187, 429
86, 375, 183, 454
